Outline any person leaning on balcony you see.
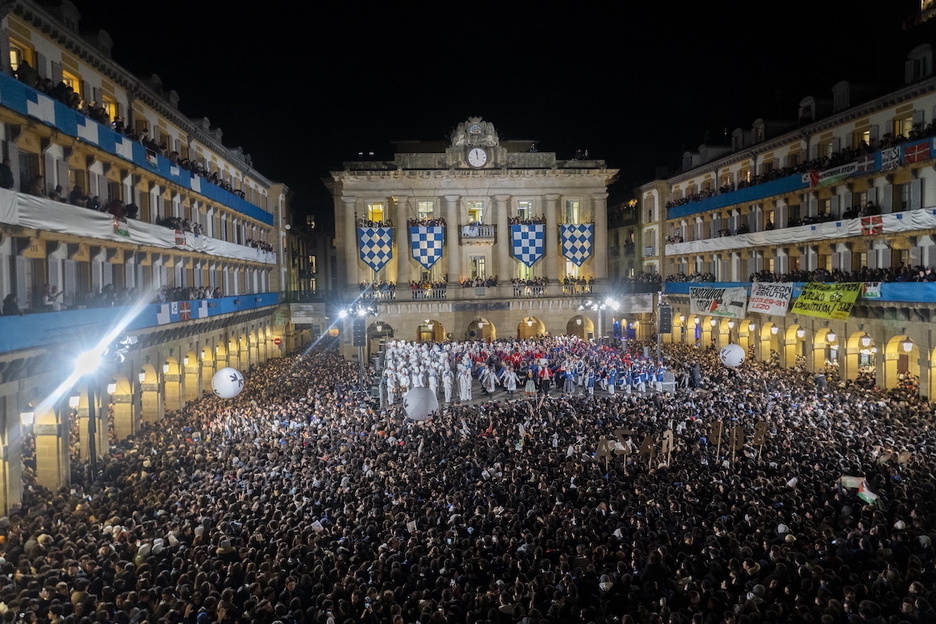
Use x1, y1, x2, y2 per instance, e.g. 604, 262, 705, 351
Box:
2, 293, 22, 316
13, 59, 38, 88
0, 158, 13, 190
26, 174, 45, 197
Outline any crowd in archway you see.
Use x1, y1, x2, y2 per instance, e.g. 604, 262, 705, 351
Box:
3, 337, 935, 624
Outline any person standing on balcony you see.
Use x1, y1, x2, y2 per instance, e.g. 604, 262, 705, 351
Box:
0, 158, 14, 190
2, 293, 22, 316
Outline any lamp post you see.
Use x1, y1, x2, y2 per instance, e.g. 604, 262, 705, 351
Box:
75, 349, 103, 482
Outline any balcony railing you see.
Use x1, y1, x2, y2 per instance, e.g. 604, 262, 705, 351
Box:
0, 187, 276, 264
459, 223, 496, 244
0, 292, 279, 354
663, 281, 936, 304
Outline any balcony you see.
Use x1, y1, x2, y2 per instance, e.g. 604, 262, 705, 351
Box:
665, 207, 936, 256
0, 292, 280, 354
663, 281, 936, 304
459, 223, 496, 244
0, 72, 272, 225
0, 188, 276, 264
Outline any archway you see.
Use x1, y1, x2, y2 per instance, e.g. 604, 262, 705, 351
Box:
567, 315, 593, 340
418, 319, 444, 342
109, 375, 137, 441
785, 324, 807, 369
812, 327, 839, 374
139, 363, 163, 423
201, 345, 216, 396
739, 319, 757, 358
467, 318, 495, 341
884, 335, 920, 391
164, 355, 183, 411
517, 316, 544, 339
183, 350, 200, 403
845, 330, 876, 384
759, 323, 781, 364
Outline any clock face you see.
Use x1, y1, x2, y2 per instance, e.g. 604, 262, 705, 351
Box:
467, 147, 488, 168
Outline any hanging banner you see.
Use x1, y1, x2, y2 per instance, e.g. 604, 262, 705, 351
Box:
409, 225, 445, 269
510, 224, 545, 267
560, 224, 594, 266
689, 286, 747, 318
860, 215, 883, 235
747, 282, 793, 316
358, 226, 393, 272
862, 282, 882, 299
789, 282, 861, 320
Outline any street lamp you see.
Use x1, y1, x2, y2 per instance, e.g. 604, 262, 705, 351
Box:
796, 328, 806, 339
902, 337, 914, 353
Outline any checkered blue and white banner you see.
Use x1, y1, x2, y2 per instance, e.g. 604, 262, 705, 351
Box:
511, 224, 545, 267
560, 223, 594, 266
358, 227, 394, 272
409, 225, 445, 269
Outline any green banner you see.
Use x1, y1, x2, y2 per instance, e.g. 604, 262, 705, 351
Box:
789, 282, 862, 320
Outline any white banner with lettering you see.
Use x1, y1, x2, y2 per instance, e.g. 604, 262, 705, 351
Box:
747, 282, 793, 316
689, 286, 748, 318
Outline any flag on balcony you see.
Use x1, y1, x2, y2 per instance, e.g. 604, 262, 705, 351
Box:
409, 225, 444, 269
113, 218, 130, 238
902, 141, 930, 164
860, 215, 883, 235
511, 224, 545, 267
358, 226, 394, 271
855, 154, 876, 173
560, 224, 594, 266
146, 149, 158, 167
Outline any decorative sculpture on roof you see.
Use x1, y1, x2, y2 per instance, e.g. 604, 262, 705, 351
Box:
451, 117, 499, 148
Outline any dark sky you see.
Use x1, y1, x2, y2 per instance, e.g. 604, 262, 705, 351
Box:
75, 1, 917, 232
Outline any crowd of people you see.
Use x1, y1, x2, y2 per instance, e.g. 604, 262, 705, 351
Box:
4, 333, 934, 624
749, 265, 936, 284
665, 120, 936, 213
153, 286, 224, 303
11, 62, 246, 201
461, 276, 499, 288
407, 218, 446, 228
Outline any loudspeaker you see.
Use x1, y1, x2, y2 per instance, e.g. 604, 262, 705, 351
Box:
658, 304, 673, 334
352, 318, 366, 346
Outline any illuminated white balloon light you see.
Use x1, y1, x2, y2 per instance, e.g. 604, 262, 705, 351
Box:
403, 387, 439, 421
212, 367, 245, 399
719, 343, 746, 368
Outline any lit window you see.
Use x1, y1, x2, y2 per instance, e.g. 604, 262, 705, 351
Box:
62, 70, 81, 99
894, 115, 914, 137
517, 200, 533, 220
564, 199, 580, 223
366, 202, 385, 223
417, 201, 434, 221
8, 39, 33, 74
467, 201, 484, 224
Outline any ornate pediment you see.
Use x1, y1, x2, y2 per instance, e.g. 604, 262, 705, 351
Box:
451, 117, 499, 148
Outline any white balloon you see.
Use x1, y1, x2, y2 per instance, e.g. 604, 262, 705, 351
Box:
719, 343, 745, 368
403, 387, 439, 421
212, 367, 245, 399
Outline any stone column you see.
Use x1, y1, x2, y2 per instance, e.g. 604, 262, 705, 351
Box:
444, 195, 461, 284
593, 192, 609, 281
75, 384, 107, 464
544, 194, 560, 283
393, 196, 409, 285
834, 243, 852, 272
494, 195, 512, 281
34, 404, 67, 494
342, 197, 358, 292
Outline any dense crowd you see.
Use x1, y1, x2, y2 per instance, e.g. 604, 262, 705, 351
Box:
749, 266, 936, 284
3, 334, 934, 624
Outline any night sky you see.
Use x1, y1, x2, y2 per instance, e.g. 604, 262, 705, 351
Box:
74, 1, 918, 232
